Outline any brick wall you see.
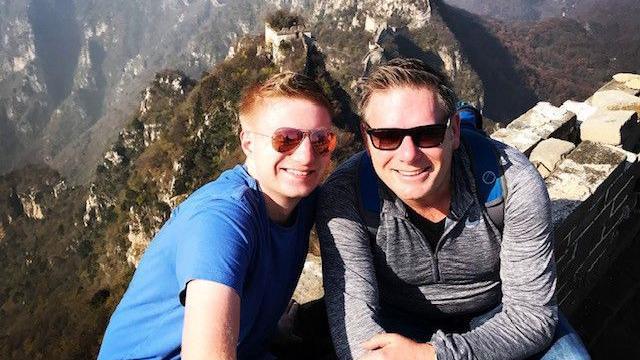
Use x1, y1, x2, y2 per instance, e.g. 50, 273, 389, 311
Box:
490, 73, 640, 317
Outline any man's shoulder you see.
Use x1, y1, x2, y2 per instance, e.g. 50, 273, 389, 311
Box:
490, 139, 541, 184
324, 151, 367, 188
489, 139, 549, 211
493, 140, 534, 169
175, 165, 263, 222
317, 151, 368, 218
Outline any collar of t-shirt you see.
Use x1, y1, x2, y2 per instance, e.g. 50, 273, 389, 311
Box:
406, 206, 445, 252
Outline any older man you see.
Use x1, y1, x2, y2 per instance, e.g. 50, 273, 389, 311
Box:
317, 58, 589, 360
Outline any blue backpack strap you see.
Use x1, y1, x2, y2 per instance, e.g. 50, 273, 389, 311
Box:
358, 152, 381, 214
456, 101, 483, 130
460, 127, 506, 232
357, 152, 382, 239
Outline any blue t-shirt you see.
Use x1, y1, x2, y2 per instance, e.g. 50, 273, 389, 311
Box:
98, 165, 315, 359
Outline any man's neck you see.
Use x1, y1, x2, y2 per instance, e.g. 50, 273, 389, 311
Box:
245, 161, 298, 225
403, 190, 451, 223
262, 194, 299, 225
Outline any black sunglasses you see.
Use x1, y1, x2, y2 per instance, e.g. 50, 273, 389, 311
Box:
362, 119, 450, 150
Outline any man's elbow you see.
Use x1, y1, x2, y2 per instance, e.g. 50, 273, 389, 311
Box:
528, 307, 558, 354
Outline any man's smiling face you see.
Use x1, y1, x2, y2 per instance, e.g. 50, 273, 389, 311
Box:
242, 96, 333, 208
362, 86, 460, 207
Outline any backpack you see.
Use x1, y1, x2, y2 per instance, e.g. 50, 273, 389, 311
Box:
357, 102, 507, 236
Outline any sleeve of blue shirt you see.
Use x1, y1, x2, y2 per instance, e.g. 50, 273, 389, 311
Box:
175, 200, 257, 304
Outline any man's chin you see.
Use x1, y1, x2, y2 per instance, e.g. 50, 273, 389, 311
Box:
282, 184, 319, 200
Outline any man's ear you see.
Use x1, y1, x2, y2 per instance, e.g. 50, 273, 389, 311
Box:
360, 122, 371, 155
450, 112, 461, 150
240, 129, 252, 157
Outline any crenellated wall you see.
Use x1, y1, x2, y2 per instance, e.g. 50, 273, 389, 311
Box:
264, 23, 312, 64
490, 73, 640, 316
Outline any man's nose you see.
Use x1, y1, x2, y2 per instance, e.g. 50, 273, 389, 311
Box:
290, 136, 315, 163
397, 135, 420, 162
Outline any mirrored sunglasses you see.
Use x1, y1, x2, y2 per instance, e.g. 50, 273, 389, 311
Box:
249, 127, 337, 155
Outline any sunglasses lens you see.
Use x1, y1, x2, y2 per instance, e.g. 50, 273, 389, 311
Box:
271, 128, 336, 154
272, 128, 304, 153
414, 126, 447, 148
369, 129, 404, 150
310, 129, 337, 154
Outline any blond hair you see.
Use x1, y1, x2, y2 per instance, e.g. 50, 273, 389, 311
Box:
359, 58, 458, 122
239, 72, 333, 126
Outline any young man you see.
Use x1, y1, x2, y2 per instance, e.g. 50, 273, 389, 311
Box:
98, 72, 337, 359
316, 58, 589, 359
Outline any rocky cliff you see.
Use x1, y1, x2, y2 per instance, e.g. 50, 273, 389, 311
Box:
0, 0, 296, 183
1, 0, 639, 358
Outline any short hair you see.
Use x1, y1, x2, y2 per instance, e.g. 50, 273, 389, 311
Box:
359, 58, 458, 122
239, 72, 333, 126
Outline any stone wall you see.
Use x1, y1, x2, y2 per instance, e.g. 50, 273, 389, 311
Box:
264, 23, 312, 64
490, 73, 640, 316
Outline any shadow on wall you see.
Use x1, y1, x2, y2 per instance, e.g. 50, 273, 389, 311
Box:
437, 2, 539, 123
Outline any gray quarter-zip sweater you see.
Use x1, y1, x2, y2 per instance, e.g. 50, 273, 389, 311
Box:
316, 141, 558, 360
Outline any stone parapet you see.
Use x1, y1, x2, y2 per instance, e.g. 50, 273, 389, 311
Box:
613, 73, 640, 91
491, 102, 577, 155
530, 138, 575, 178
490, 128, 541, 156
590, 90, 640, 113
491, 73, 640, 317
591, 79, 640, 97
561, 100, 597, 124
293, 253, 324, 304
580, 110, 639, 150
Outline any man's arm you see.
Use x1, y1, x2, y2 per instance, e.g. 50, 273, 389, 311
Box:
316, 162, 386, 360
182, 280, 240, 360
175, 202, 256, 359
432, 148, 558, 360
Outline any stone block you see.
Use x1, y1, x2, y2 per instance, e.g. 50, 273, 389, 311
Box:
530, 138, 576, 178
557, 285, 572, 309
613, 73, 640, 90
592, 79, 640, 97
625, 79, 640, 90
613, 73, 640, 83
614, 211, 640, 252
556, 204, 600, 254
490, 128, 541, 156
603, 144, 639, 164
546, 141, 627, 226
590, 90, 640, 113
508, 102, 577, 141
561, 271, 588, 315
561, 100, 597, 124
557, 256, 579, 289
580, 109, 640, 151
570, 203, 611, 262
566, 141, 628, 183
